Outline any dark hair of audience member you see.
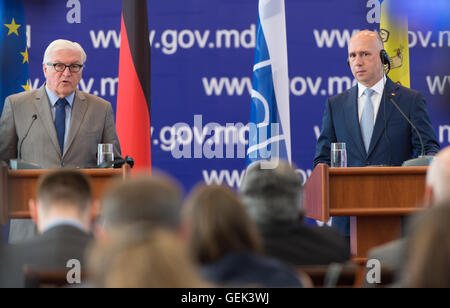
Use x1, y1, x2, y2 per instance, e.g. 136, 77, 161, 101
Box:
36, 169, 92, 212
182, 185, 262, 265
100, 173, 182, 231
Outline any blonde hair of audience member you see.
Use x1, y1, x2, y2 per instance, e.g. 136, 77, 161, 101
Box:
181, 185, 262, 265
424, 146, 450, 206
405, 201, 450, 288
88, 225, 209, 288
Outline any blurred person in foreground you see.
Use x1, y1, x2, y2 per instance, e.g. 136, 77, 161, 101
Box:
0, 169, 94, 287
181, 184, 302, 287
96, 172, 183, 237
71, 173, 185, 288
87, 225, 209, 288
240, 160, 350, 266
366, 146, 450, 286
403, 201, 450, 288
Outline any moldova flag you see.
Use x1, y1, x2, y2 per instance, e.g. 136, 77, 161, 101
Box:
380, 0, 410, 88
116, 0, 152, 170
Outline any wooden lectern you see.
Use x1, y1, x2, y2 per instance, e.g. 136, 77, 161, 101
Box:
303, 164, 427, 263
0, 165, 130, 225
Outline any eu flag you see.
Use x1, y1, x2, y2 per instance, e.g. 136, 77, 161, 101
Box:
0, 0, 28, 242
0, 0, 29, 118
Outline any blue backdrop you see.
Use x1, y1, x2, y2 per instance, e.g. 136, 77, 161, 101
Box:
21, 0, 450, 193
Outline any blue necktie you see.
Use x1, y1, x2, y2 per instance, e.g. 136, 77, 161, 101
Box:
361, 88, 374, 153
55, 98, 68, 155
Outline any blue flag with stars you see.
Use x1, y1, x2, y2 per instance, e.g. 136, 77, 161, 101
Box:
0, 0, 28, 243
0, 0, 29, 118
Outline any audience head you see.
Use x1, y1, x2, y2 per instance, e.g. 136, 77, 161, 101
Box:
240, 160, 304, 225
425, 146, 450, 205
99, 173, 182, 234
405, 200, 450, 288
182, 185, 262, 265
29, 169, 93, 233
88, 224, 208, 288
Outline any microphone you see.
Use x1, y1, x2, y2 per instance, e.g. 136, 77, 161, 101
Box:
10, 114, 42, 170
387, 94, 434, 166
97, 155, 135, 169
18, 114, 37, 160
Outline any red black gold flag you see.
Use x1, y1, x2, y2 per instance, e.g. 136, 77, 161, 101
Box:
116, 0, 151, 170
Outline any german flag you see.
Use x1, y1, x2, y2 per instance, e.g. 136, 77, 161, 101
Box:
116, 0, 151, 170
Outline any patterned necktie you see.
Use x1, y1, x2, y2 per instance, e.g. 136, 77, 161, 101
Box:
361, 88, 374, 153
54, 98, 68, 155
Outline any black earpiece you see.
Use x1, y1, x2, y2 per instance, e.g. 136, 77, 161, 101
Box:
380, 49, 391, 73
379, 49, 390, 65
346, 49, 391, 69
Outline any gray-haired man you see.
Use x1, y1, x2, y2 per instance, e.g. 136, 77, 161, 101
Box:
240, 160, 350, 265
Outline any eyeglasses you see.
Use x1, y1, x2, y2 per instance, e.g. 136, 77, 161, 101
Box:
46, 62, 83, 73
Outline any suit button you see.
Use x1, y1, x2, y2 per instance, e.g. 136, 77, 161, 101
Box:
61, 162, 65, 167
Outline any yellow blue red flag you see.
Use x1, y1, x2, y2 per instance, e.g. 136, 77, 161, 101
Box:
380, 0, 410, 88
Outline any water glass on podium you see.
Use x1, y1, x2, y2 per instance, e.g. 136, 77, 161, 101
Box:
331, 142, 347, 168
97, 143, 114, 167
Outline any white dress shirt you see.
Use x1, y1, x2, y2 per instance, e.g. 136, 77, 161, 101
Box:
357, 76, 386, 123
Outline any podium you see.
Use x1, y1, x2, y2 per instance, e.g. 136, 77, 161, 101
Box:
0, 165, 130, 225
303, 164, 427, 263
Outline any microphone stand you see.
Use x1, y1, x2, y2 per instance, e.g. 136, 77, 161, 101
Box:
10, 114, 42, 170
388, 96, 434, 166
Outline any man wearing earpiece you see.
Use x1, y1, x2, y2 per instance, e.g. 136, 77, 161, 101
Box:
314, 30, 440, 237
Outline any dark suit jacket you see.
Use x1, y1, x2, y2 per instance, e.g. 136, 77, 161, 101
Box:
201, 252, 302, 287
0, 85, 121, 168
314, 78, 440, 167
259, 221, 350, 266
0, 225, 93, 288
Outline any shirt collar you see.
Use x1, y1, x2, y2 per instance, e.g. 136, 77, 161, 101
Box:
358, 76, 386, 98
45, 84, 75, 108
42, 218, 87, 234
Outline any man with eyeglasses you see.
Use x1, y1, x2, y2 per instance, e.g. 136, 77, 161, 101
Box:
0, 39, 121, 243
0, 39, 121, 168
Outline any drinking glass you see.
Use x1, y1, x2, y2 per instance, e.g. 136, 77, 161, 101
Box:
331, 142, 347, 168
97, 143, 114, 167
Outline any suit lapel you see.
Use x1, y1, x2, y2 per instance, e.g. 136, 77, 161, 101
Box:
344, 86, 366, 159
34, 85, 61, 156
64, 90, 87, 158
367, 78, 399, 157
